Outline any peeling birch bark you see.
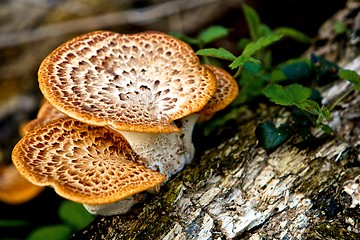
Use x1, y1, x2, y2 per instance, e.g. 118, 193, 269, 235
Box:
74, 1, 360, 239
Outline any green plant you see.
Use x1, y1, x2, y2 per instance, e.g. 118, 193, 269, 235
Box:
27, 200, 94, 240
174, 3, 357, 152
176, 4, 310, 137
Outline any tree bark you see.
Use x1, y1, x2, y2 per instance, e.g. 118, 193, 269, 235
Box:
73, 1, 360, 239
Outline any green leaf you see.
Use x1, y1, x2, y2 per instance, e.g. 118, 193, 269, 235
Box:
237, 38, 252, 49
233, 67, 267, 104
58, 200, 94, 231
270, 69, 287, 82
242, 3, 261, 40
321, 124, 333, 134
229, 34, 283, 69
255, 121, 293, 151
229, 55, 260, 69
258, 24, 273, 38
296, 98, 331, 126
333, 21, 347, 35
311, 54, 340, 85
280, 60, 311, 81
243, 61, 262, 74
263, 84, 312, 106
197, 25, 229, 45
242, 34, 283, 56
196, 48, 236, 61
169, 32, 200, 45
0, 219, 28, 227
297, 99, 323, 115
27, 225, 72, 240
338, 68, 360, 87
274, 27, 311, 43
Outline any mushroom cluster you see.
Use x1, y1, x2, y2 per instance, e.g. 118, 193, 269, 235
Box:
12, 30, 238, 215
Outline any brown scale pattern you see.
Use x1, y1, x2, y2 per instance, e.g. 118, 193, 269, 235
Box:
22, 101, 68, 134
12, 118, 165, 204
199, 65, 239, 115
38, 31, 217, 133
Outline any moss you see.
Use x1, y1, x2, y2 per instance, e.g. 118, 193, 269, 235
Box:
304, 160, 360, 240
306, 221, 360, 240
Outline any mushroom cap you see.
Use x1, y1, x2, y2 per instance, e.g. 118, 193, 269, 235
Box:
0, 164, 44, 205
21, 101, 67, 134
12, 118, 166, 205
199, 65, 239, 115
38, 30, 216, 133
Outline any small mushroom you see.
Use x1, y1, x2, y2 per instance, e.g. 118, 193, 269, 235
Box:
198, 64, 239, 121
38, 30, 216, 133
0, 164, 44, 205
178, 64, 239, 161
12, 118, 166, 205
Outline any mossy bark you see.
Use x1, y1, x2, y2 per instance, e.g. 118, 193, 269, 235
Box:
73, 100, 359, 239
73, 1, 360, 239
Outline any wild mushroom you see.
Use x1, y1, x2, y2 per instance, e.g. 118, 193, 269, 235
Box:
198, 64, 239, 121
36, 30, 217, 180
38, 30, 216, 133
0, 164, 44, 205
178, 64, 239, 161
12, 118, 166, 207
12, 30, 221, 215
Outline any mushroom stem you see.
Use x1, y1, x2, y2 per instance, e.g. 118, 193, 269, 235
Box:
83, 193, 147, 216
177, 113, 200, 164
118, 130, 190, 182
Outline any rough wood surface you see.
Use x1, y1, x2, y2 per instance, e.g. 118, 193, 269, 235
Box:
73, 1, 360, 239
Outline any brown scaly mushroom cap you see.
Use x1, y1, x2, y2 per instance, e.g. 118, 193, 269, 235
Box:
178, 65, 239, 160
19, 99, 187, 192
12, 118, 166, 205
199, 64, 239, 116
21, 101, 67, 135
38, 30, 217, 133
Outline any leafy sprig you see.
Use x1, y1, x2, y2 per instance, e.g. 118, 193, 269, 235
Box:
174, 4, 357, 152
263, 84, 331, 125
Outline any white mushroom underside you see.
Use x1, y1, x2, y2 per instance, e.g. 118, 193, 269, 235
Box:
83, 193, 147, 216
118, 130, 189, 181
119, 113, 200, 180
